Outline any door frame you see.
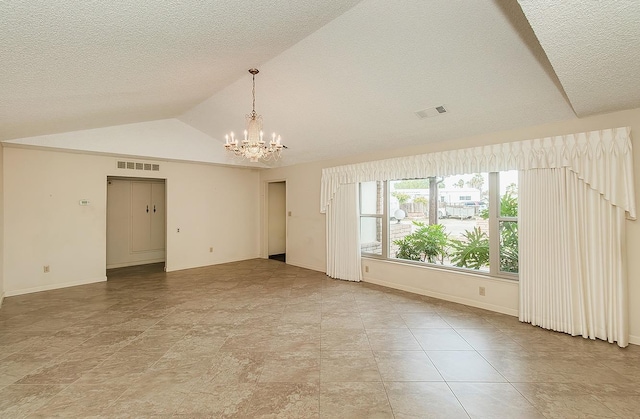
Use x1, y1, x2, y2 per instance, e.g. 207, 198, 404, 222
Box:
262, 179, 287, 260
106, 175, 168, 270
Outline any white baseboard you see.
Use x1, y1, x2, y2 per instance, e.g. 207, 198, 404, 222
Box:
0, 291, 4, 308
5, 276, 107, 297
364, 275, 518, 317
629, 334, 640, 346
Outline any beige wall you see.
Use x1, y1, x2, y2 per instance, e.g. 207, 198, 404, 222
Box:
3, 146, 260, 296
0, 143, 4, 306
261, 107, 640, 344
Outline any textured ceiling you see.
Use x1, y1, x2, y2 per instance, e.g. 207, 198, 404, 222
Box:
518, 0, 640, 117
0, 0, 361, 140
180, 0, 575, 165
2, 0, 638, 167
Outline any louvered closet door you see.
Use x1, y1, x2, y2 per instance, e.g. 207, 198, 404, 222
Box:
131, 182, 152, 252
149, 182, 165, 250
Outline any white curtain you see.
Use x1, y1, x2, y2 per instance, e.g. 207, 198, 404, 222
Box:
321, 127, 635, 219
321, 127, 634, 339
326, 183, 362, 282
520, 168, 628, 347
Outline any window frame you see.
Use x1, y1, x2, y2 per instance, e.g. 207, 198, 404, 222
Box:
360, 172, 518, 280
359, 181, 388, 258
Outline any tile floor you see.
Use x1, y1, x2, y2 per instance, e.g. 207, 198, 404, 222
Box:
1, 259, 639, 418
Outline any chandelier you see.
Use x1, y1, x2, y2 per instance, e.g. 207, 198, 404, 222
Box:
224, 68, 284, 162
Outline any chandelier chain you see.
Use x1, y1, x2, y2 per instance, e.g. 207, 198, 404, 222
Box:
252, 72, 256, 116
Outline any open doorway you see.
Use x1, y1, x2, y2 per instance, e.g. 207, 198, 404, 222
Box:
267, 181, 286, 263
106, 177, 166, 270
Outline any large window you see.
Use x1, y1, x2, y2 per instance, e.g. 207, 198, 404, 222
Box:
360, 171, 518, 278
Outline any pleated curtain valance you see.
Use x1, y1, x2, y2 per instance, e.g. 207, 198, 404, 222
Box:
320, 127, 636, 220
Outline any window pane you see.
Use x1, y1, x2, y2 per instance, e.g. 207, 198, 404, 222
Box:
389, 174, 490, 272
499, 220, 518, 273
360, 216, 382, 255
499, 170, 518, 217
361, 181, 383, 215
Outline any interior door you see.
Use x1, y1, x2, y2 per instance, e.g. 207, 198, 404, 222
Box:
131, 182, 151, 252
268, 181, 286, 256
150, 182, 166, 250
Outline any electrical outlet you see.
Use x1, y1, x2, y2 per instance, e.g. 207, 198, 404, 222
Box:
43, 265, 50, 273
177, 228, 180, 233
365, 266, 369, 273
479, 286, 486, 296
209, 247, 213, 253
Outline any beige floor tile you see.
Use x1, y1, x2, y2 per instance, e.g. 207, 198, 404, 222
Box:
360, 312, 408, 329
427, 351, 506, 382
2, 260, 640, 417
199, 350, 268, 385
384, 381, 469, 419
374, 350, 443, 382
356, 300, 397, 313
401, 312, 451, 328
448, 382, 544, 419
259, 352, 320, 383
393, 301, 438, 313
107, 379, 193, 416
74, 350, 165, 385
441, 314, 496, 329
29, 383, 128, 418
280, 310, 322, 326
454, 327, 524, 351
320, 382, 393, 418
15, 350, 114, 385
0, 351, 62, 387
0, 384, 65, 418
321, 350, 381, 382
412, 328, 474, 351
595, 394, 640, 418
237, 383, 319, 417
366, 328, 422, 350
321, 329, 372, 351
512, 382, 621, 418
321, 312, 365, 330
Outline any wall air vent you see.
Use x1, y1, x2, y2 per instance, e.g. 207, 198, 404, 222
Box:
116, 160, 161, 171
415, 105, 448, 119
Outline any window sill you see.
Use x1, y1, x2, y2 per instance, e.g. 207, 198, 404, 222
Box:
361, 255, 518, 284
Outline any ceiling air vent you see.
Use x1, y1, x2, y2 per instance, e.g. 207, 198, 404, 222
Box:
415, 105, 448, 119
152, 164, 160, 171
117, 161, 126, 169
126, 162, 135, 170
144, 163, 152, 171
135, 163, 144, 170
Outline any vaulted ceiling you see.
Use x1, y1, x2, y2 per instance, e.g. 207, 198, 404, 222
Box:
2, 0, 639, 167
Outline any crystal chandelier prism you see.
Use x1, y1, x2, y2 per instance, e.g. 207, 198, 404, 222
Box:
224, 68, 284, 163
